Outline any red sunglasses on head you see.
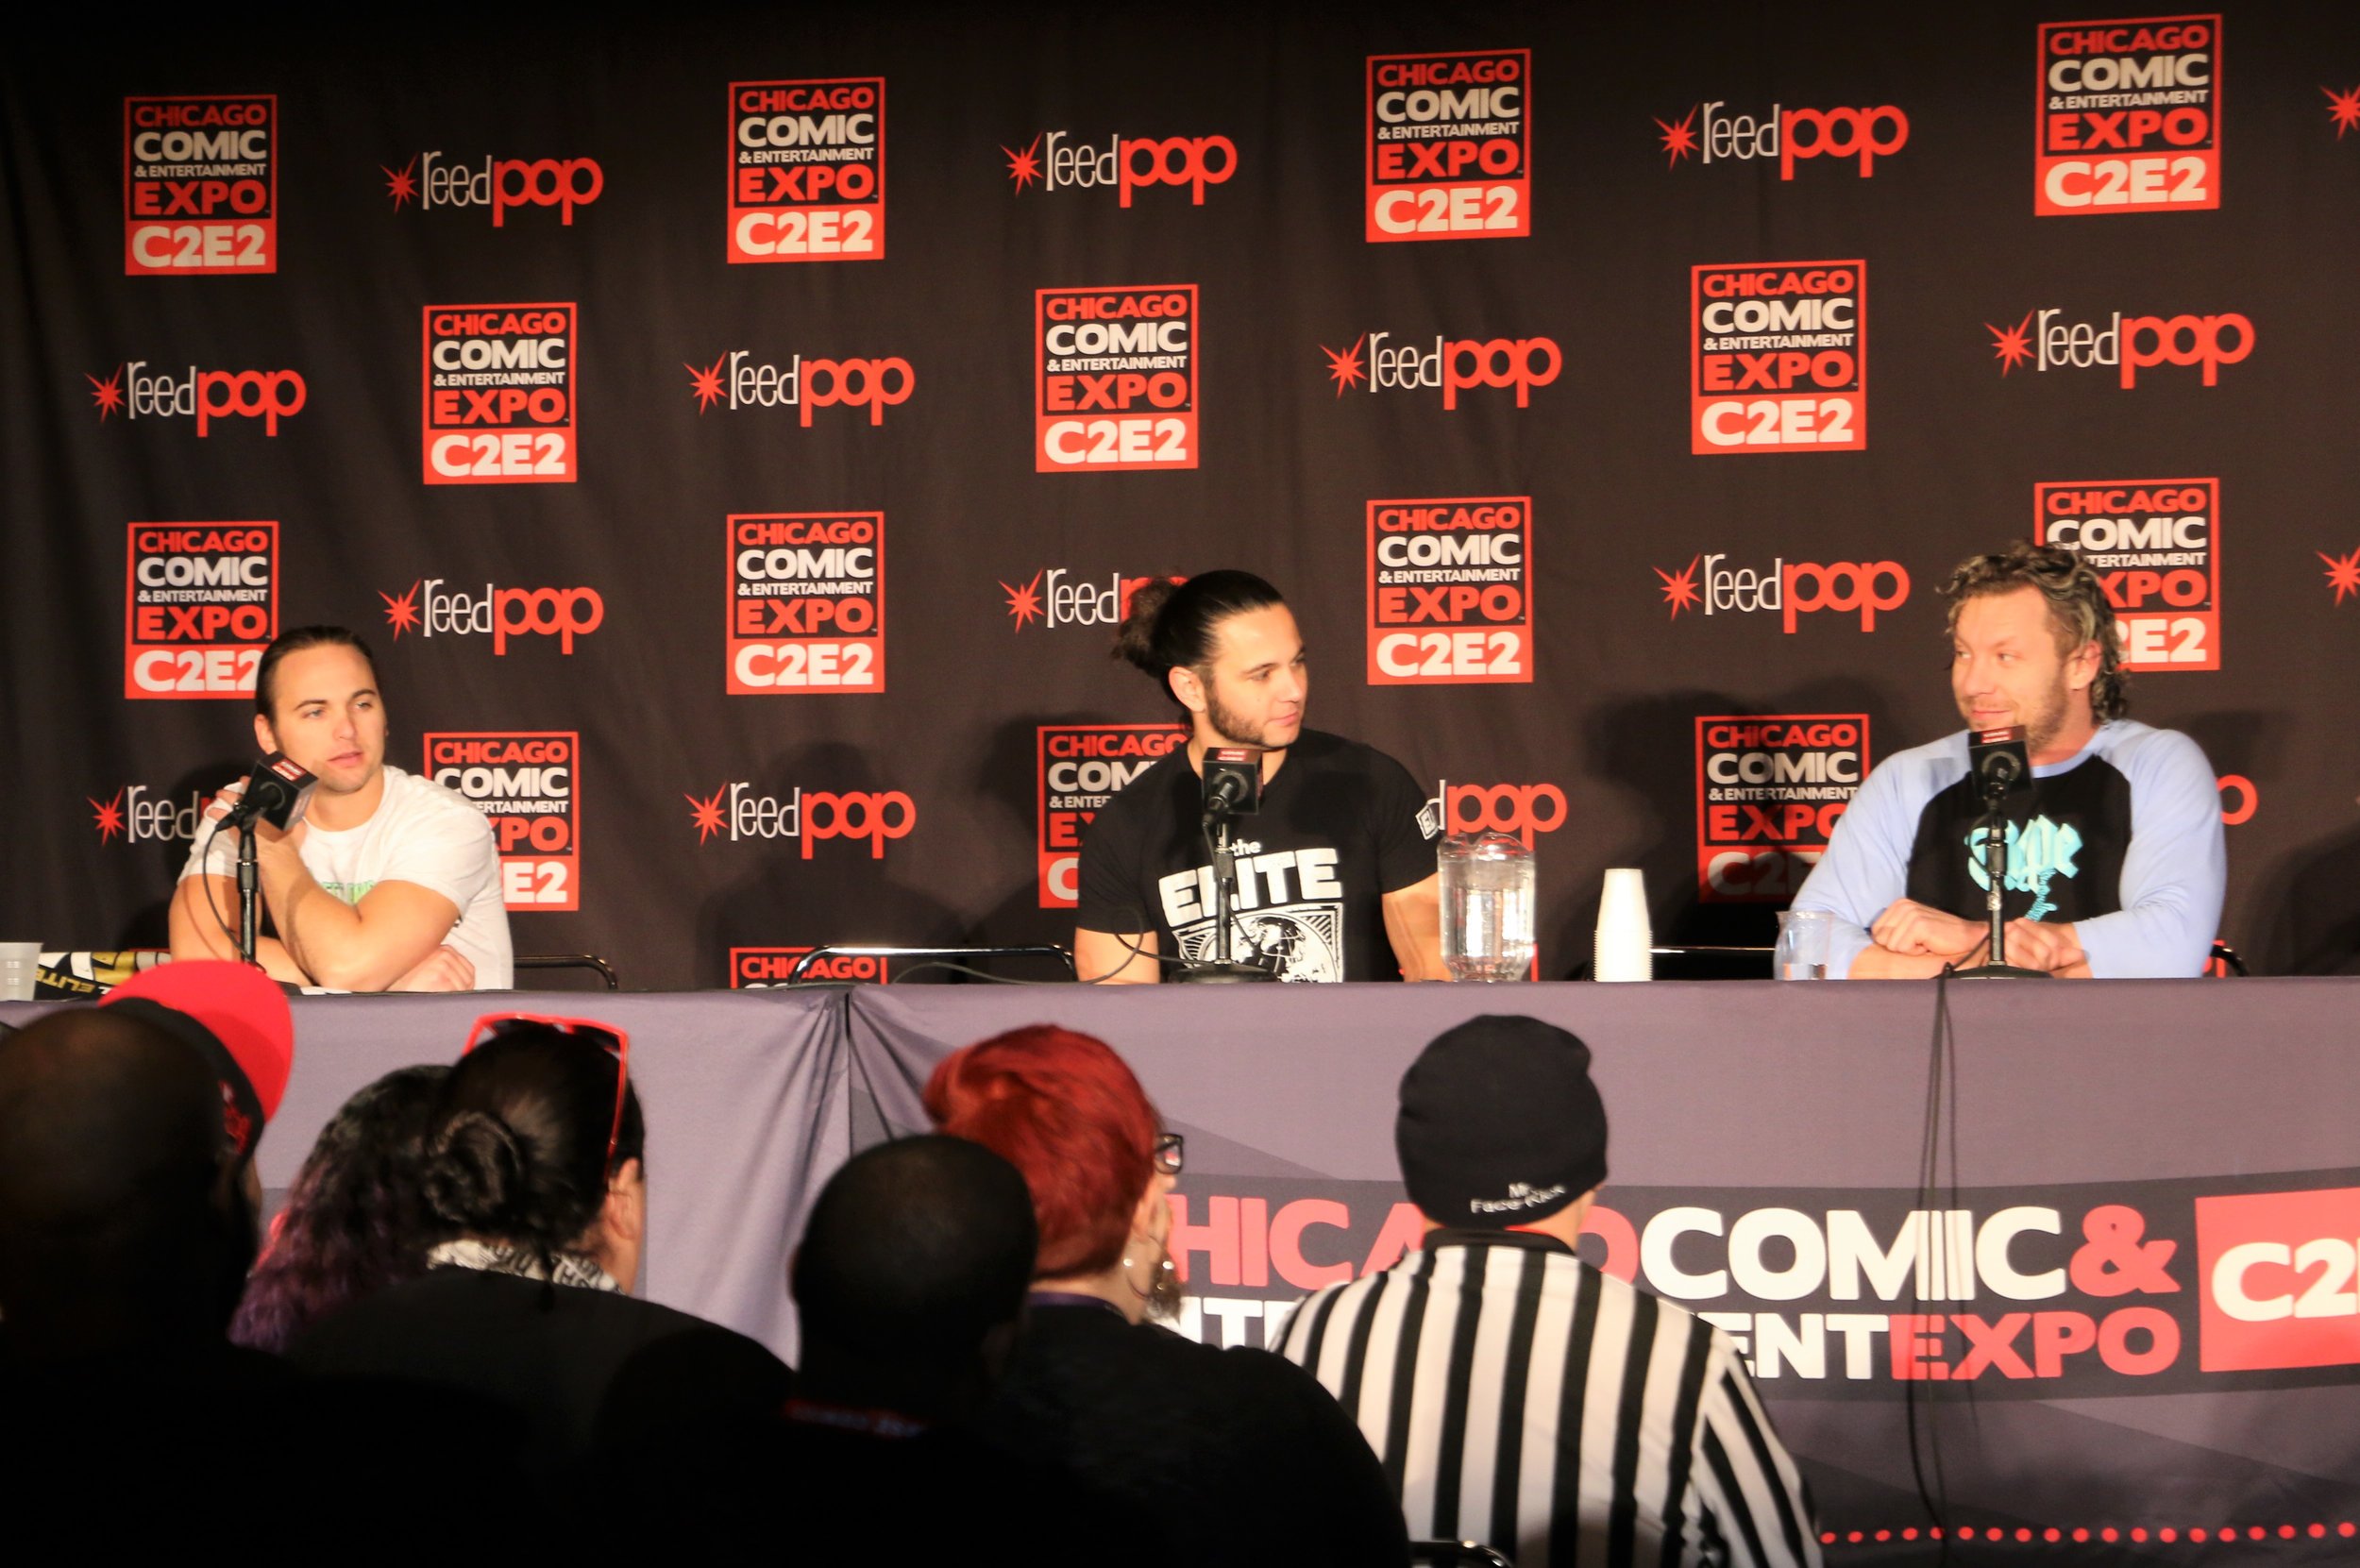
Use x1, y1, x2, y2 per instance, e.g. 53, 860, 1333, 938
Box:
464, 1012, 632, 1174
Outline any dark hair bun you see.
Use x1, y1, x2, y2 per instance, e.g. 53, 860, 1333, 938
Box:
1112, 578, 1182, 673
422, 1110, 528, 1232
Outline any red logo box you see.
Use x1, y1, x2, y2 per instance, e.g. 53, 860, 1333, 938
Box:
1037, 724, 1187, 907
422, 304, 577, 484
1366, 497, 1532, 684
728, 77, 885, 262
423, 732, 580, 911
2035, 479, 2218, 672
125, 94, 277, 275
1366, 50, 1529, 242
1694, 715, 1870, 902
725, 513, 885, 695
123, 521, 278, 700
2195, 1187, 2360, 1372
730, 946, 891, 986
1036, 286, 1197, 472
2035, 15, 2220, 216
1692, 261, 1864, 454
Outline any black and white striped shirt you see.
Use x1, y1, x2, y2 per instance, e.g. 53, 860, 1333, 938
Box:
1278, 1230, 1820, 1568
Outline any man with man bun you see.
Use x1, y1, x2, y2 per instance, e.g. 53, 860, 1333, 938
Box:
1075, 570, 1443, 983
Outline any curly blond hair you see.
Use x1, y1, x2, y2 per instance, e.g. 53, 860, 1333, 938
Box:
1940, 541, 2125, 721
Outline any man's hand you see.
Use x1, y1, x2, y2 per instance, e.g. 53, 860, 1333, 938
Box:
2001, 919, 2085, 974
201, 777, 308, 855
1870, 899, 1988, 958
388, 945, 476, 992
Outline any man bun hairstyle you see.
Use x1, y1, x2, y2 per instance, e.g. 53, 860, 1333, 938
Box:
1112, 570, 1286, 700
418, 1026, 643, 1257
1940, 541, 2127, 721
255, 625, 379, 721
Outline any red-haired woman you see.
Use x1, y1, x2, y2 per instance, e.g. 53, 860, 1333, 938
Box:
928, 1025, 1408, 1567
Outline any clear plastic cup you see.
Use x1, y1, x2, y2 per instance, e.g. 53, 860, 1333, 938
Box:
1775, 910, 1833, 981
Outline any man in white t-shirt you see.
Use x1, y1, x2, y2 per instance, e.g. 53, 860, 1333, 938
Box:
168, 627, 512, 991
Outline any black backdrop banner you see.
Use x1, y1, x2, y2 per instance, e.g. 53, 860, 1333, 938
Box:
8, 4, 2360, 986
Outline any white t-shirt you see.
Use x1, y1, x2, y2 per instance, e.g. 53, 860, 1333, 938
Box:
180, 764, 514, 990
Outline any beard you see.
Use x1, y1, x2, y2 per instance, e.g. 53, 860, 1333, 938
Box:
1956, 670, 2072, 756
1204, 684, 1296, 750
2022, 675, 2073, 755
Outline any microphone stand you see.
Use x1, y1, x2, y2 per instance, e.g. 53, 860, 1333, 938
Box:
1953, 783, 2048, 980
231, 806, 261, 968
1172, 809, 1279, 984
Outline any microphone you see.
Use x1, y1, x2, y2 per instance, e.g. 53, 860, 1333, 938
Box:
1201, 747, 1263, 819
223, 752, 317, 831
1967, 725, 2030, 804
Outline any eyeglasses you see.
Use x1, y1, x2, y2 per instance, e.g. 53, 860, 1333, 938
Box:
1152, 1132, 1185, 1176
464, 1012, 632, 1175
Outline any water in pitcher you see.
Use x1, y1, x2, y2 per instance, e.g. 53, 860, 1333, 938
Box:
1440, 830, 1536, 982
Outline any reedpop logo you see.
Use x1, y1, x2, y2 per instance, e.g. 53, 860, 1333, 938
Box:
87, 362, 306, 436
381, 579, 605, 654
1323, 330, 1560, 409
1656, 102, 1910, 177
1656, 555, 1910, 632
1987, 309, 2252, 387
1002, 569, 1164, 632
90, 784, 208, 844
383, 152, 603, 225
1003, 130, 1236, 205
685, 784, 915, 859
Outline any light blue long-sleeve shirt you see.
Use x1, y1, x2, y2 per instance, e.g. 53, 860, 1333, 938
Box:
1790, 719, 2225, 978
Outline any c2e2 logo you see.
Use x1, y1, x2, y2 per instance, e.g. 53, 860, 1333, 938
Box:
2196, 1186, 2360, 1372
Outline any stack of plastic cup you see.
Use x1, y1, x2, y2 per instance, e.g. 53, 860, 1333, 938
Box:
0, 943, 42, 1002
1593, 869, 1652, 983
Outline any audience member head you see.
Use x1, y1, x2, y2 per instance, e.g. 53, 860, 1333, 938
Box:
1396, 1015, 1609, 1244
791, 1135, 1037, 1423
0, 1007, 256, 1364
231, 1065, 450, 1353
420, 1015, 646, 1290
98, 958, 295, 1166
924, 1025, 1178, 1322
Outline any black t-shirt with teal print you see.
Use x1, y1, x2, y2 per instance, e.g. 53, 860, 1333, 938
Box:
1905, 751, 2132, 925
1075, 729, 1438, 982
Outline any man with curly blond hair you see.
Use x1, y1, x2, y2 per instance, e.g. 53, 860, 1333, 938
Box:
1791, 541, 2224, 977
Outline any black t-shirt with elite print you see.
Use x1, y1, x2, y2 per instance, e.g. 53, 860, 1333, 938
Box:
1904, 752, 2132, 925
1075, 729, 1439, 982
